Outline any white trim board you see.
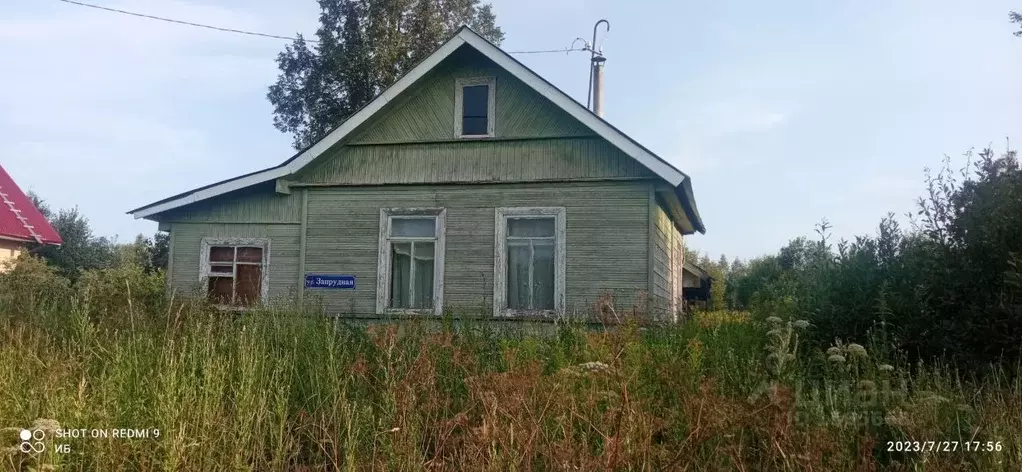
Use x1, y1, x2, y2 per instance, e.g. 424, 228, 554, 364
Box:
129, 27, 692, 222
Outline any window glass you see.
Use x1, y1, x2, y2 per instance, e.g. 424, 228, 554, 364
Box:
382, 210, 444, 313
207, 277, 233, 304
533, 242, 555, 310
205, 242, 265, 306
390, 242, 412, 308
462, 84, 489, 135
209, 246, 234, 262
413, 242, 435, 308
389, 241, 435, 309
235, 265, 262, 305
506, 243, 531, 309
210, 264, 233, 274
237, 247, 263, 263
391, 218, 436, 238
504, 216, 557, 311
508, 218, 555, 238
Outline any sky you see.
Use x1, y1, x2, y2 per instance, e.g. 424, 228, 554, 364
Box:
1, 0, 1019, 260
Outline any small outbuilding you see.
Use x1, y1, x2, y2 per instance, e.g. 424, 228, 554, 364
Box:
681, 261, 713, 310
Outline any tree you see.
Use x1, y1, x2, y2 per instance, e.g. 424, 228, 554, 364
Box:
26, 191, 52, 220
113, 233, 169, 274
34, 207, 115, 281
1011, 10, 1021, 37
269, 0, 505, 149
149, 232, 170, 272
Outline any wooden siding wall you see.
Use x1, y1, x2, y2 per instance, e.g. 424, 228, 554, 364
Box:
303, 181, 651, 316
168, 223, 301, 302
672, 228, 685, 316
160, 184, 302, 224
348, 47, 594, 144
289, 46, 655, 188
650, 203, 684, 320
294, 138, 655, 186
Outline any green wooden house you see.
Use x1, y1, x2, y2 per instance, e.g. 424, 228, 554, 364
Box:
128, 27, 705, 321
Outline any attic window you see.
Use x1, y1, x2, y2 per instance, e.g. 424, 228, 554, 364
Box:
455, 77, 495, 138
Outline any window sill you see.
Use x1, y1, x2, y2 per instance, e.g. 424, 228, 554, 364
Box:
498, 309, 560, 318
458, 133, 494, 139
382, 308, 437, 316
212, 304, 258, 312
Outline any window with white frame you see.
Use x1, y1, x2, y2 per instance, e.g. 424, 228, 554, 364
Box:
200, 238, 270, 307
493, 207, 566, 316
455, 77, 495, 138
376, 208, 447, 314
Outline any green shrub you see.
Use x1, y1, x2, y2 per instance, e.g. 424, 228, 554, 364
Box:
0, 255, 72, 318
730, 146, 1022, 368
78, 264, 167, 327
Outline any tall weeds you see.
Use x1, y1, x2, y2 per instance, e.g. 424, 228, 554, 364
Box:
0, 260, 1019, 470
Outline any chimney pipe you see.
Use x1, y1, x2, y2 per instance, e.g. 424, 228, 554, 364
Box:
586, 19, 610, 117
591, 54, 606, 117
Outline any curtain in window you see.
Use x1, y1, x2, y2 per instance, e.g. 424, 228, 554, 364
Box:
505, 218, 556, 311
413, 242, 434, 308
507, 243, 530, 309
533, 242, 555, 309
390, 241, 435, 309
391, 242, 412, 308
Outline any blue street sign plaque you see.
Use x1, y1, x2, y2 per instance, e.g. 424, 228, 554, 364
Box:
304, 274, 356, 289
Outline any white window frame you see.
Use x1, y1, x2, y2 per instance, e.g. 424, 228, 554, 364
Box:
199, 237, 271, 308
493, 207, 566, 317
454, 76, 496, 138
376, 208, 447, 315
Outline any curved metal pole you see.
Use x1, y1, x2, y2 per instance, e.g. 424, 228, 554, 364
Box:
587, 20, 610, 110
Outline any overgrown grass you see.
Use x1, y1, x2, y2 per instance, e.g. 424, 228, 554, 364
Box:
0, 260, 1019, 470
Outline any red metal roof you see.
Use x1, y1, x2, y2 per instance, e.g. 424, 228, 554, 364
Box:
0, 165, 62, 246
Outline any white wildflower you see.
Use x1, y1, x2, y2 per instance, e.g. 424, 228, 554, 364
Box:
828, 354, 846, 363
857, 380, 877, 391
846, 344, 868, 358
765, 316, 783, 324
826, 347, 842, 356
792, 320, 810, 329
766, 329, 784, 337
578, 361, 612, 373
878, 364, 894, 372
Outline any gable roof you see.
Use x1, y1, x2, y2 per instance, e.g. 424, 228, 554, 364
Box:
128, 26, 705, 234
0, 165, 62, 246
